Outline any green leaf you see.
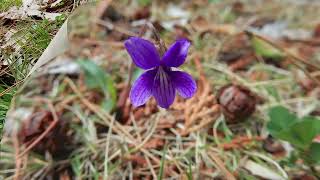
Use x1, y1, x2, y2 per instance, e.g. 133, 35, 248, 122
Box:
267, 106, 320, 149
282, 118, 320, 149
308, 143, 320, 163
77, 60, 117, 111
267, 106, 298, 138
289, 117, 320, 149
251, 37, 284, 59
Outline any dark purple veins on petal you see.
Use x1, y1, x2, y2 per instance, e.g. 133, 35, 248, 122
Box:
170, 71, 197, 98
124, 37, 160, 69
161, 39, 191, 67
152, 67, 176, 108
130, 69, 157, 107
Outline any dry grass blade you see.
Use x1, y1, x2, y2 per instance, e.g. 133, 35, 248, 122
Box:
0, 80, 24, 97
207, 151, 236, 180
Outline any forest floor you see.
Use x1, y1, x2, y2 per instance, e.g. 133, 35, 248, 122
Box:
1, 0, 320, 179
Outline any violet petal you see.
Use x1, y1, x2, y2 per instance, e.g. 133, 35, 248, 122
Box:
161, 39, 190, 67
152, 68, 176, 108
170, 71, 196, 98
125, 37, 160, 69
130, 69, 157, 107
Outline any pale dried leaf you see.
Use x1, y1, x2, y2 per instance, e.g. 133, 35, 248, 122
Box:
244, 160, 285, 180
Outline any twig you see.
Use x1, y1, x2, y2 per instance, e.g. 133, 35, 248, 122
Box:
145, 155, 157, 179
147, 22, 167, 55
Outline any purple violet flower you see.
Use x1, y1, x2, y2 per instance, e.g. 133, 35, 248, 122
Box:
124, 37, 197, 108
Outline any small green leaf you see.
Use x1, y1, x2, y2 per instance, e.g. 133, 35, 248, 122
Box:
251, 37, 284, 59
186, 160, 193, 180
308, 143, 320, 163
158, 146, 168, 180
77, 60, 117, 111
281, 118, 320, 149
267, 106, 297, 138
291, 118, 320, 149
267, 106, 320, 149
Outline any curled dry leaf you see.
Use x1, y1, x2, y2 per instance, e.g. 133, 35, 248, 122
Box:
244, 160, 286, 180
8, 107, 72, 157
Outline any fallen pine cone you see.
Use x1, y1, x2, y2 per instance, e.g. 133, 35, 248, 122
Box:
217, 84, 261, 123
